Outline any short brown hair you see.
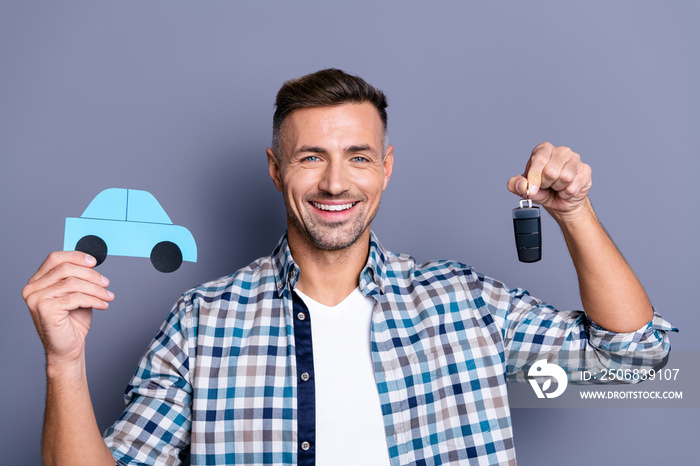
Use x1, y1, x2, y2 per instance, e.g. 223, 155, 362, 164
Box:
271, 68, 388, 158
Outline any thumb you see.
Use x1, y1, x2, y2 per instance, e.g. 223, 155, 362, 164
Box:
507, 175, 529, 197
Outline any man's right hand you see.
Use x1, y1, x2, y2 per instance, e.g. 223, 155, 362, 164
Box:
22, 251, 115, 367
23, 251, 117, 465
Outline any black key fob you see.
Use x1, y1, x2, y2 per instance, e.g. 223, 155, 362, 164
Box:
513, 198, 541, 262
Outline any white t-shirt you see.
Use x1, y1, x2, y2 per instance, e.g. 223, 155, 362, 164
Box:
295, 287, 391, 465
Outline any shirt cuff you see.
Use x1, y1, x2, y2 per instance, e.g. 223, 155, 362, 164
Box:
587, 309, 677, 359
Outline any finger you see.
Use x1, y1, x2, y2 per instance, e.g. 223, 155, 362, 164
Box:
557, 163, 592, 201
40, 292, 111, 314
24, 260, 109, 303
549, 155, 581, 192
48, 275, 114, 302
26, 276, 114, 316
28, 251, 97, 285
525, 142, 555, 195
23, 263, 113, 318
539, 153, 574, 193
46, 293, 109, 311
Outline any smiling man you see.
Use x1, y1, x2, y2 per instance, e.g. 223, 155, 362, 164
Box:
267, 100, 393, 306
23, 69, 676, 465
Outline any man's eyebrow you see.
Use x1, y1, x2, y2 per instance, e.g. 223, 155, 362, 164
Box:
295, 145, 376, 155
346, 145, 373, 153
297, 146, 327, 154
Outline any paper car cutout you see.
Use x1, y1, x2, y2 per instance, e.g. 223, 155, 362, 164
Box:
64, 188, 197, 273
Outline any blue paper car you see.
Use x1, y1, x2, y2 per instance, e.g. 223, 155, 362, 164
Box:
64, 188, 197, 273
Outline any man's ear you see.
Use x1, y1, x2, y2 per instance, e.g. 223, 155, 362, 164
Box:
382, 144, 394, 191
266, 148, 283, 192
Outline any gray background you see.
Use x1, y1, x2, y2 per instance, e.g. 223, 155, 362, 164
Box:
1, 1, 697, 464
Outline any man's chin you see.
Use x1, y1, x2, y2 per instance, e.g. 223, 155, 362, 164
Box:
306, 234, 360, 251
304, 226, 368, 251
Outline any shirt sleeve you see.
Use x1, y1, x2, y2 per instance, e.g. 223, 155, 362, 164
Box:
475, 271, 678, 383
103, 293, 195, 465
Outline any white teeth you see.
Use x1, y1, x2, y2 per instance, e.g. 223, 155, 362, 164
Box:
312, 202, 355, 212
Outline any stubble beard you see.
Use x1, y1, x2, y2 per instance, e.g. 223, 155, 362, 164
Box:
286, 197, 379, 251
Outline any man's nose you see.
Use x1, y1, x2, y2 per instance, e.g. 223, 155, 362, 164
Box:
318, 159, 351, 194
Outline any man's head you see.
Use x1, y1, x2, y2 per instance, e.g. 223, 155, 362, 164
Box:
267, 69, 393, 252
270, 68, 389, 160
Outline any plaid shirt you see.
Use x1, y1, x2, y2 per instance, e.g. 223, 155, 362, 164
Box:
104, 232, 676, 465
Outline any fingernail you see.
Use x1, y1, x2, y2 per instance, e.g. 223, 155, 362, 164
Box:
517, 180, 525, 194
106, 290, 114, 299
101, 275, 109, 285
530, 185, 539, 195
85, 254, 97, 266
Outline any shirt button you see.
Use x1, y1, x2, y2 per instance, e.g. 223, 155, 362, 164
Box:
300, 372, 310, 382
290, 268, 297, 279
300, 441, 310, 451
277, 281, 284, 290
297, 312, 306, 321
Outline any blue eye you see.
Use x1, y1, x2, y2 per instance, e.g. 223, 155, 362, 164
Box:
302, 156, 320, 162
351, 156, 369, 163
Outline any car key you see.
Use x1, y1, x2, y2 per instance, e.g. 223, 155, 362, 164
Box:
512, 184, 541, 262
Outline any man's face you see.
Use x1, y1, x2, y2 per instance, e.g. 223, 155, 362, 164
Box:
267, 102, 394, 251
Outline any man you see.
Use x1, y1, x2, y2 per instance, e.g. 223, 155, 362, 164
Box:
23, 69, 675, 465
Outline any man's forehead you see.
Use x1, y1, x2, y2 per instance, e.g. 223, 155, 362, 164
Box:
280, 103, 384, 148
285, 102, 382, 126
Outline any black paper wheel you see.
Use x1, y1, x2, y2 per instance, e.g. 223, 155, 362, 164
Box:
75, 235, 108, 266
150, 241, 183, 273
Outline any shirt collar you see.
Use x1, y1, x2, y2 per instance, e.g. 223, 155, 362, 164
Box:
271, 231, 388, 298
360, 231, 388, 296
271, 233, 299, 297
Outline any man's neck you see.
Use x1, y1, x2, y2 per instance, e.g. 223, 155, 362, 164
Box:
287, 228, 370, 307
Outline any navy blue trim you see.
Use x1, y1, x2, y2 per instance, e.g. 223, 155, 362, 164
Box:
292, 292, 316, 465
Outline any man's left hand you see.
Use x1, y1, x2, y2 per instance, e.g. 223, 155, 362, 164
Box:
507, 142, 592, 222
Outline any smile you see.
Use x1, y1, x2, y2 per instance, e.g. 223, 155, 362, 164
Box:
311, 201, 357, 212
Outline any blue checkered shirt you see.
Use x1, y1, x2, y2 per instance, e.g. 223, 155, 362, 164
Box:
104, 232, 676, 465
